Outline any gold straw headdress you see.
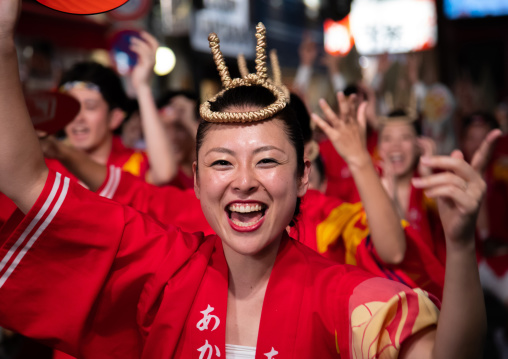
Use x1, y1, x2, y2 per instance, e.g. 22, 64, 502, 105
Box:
378, 90, 418, 125
200, 22, 288, 123
237, 49, 290, 101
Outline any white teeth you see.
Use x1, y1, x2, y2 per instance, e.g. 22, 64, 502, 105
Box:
228, 203, 263, 213
390, 153, 403, 162
231, 216, 264, 227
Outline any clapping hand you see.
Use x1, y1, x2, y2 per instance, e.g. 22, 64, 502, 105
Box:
412, 130, 502, 246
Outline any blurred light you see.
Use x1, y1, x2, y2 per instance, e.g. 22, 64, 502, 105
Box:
359, 56, 369, 68
23, 46, 33, 59
154, 46, 176, 76
324, 16, 354, 56
304, 0, 320, 10
115, 52, 130, 75
350, 0, 437, 55
90, 49, 111, 67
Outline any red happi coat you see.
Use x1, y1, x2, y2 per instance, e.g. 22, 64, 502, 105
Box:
405, 183, 446, 265
99, 166, 445, 299
320, 131, 379, 203
0, 136, 149, 229
0, 171, 440, 358
293, 189, 445, 300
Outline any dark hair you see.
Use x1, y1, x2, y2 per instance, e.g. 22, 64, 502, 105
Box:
156, 90, 198, 108
313, 154, 326, 186
59, 62, 128, 111
344, 83, 368, 101
289, 93, 313, 144
379, 109, 422, 136
461, 112, 499, 138
196, 85, 305, 226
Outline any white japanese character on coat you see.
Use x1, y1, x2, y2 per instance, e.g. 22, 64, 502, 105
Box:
196, 304, 220, 332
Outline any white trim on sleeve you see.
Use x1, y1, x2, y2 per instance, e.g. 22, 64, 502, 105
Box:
0, 173, 70, 288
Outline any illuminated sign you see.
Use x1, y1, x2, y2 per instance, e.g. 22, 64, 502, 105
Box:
191, 0, 255, 58
324, 16, 354, 56
350, 0, 437, 55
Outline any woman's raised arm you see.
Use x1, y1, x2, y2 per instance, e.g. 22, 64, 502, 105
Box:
312, 92, 407, 264
401, 129, 501, 358
0, 0, 48, 213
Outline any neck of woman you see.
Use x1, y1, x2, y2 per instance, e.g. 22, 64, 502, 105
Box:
395, 171, 413, 189
224, 234, 282, 296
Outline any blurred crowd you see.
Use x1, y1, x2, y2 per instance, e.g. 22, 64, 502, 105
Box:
1, 24, 508, 359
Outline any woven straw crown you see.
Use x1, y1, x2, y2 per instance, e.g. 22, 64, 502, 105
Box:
200, 22, 289, 123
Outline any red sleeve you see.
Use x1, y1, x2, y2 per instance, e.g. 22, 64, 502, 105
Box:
97, 165, 214, 235
355, 226, 445, 300
0, 170, 205, 357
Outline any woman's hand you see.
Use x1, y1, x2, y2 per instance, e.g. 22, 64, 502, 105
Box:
130, 32, 159, 92
412, 129, 502, 246
0, 0, 21, 43
311, 92, 369, 169
417, 136, 437, 177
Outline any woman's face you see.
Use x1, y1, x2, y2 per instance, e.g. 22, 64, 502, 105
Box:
379, 121, 419, 177
194, 119, 310, 256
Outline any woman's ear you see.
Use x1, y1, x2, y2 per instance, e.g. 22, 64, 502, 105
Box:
193, 161, 200, 199
108, 108, 126, 131
297, 159, 312, 197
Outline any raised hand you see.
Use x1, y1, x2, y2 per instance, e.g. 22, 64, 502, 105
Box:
417, 136, 437, 177
412, 129, 502, 245
130, 31, 159, 92
0, 0, 21, 43
298, 32, 317, 67
312, 92, 406, 264
311, 92, 368, 169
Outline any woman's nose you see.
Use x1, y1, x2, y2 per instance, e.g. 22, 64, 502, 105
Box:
232, 166, 259, 193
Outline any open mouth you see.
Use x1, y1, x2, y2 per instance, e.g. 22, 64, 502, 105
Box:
226, 202, 267, 229
389, 152, 404, 165
70, 126, 90, 139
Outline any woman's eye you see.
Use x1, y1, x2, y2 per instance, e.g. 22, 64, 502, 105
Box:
211, 160, 231, 167
258, 158, 279, 166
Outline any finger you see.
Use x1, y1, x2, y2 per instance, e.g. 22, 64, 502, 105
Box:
357, 102, 367, 130
139, 31, 159, 51
347, 93, 358, 121
129, 42, 153, 63
412, 172, 468, 191
35, 130, 48, 138
450, 149, 464, 160
130, 38, 152, 53
337, 92, 349, 118
311, 113, 334, 139
129, 40, 150, 57
420, 154, 477, 182
318, 98, 340, 127
471, 129, 503, 173
423, 185, 475, 210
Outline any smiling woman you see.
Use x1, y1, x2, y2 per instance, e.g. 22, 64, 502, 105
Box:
0, 4, 493, 358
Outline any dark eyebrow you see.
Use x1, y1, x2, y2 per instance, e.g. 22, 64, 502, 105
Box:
204, 146, 285, 156
205, 147, 236, 156
253, 146, 285, 155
